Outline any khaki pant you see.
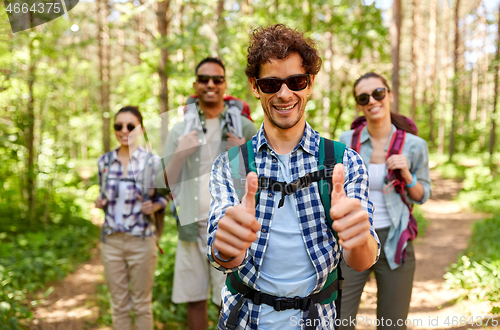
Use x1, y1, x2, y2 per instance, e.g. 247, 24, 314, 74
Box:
101, 233, 158, 330
340, 227, 416, 330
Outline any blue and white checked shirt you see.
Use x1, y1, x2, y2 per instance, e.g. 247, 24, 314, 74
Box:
208, 122, 380, 330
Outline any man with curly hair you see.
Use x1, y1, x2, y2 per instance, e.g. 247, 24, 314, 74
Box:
207, 24, 380, 330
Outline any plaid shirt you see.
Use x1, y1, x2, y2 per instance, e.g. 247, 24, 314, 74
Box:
208, 122, 380, 330
98, 146, 167, 237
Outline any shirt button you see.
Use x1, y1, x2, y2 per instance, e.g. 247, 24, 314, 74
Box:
194, 217, 198, 221
198, 139, 203, 144
201, 121, 205, 125
194, 178, 198, 181
195, 158, 199, 162
268, 193, 272, 197
262, 228, 266, 233
194, 196, 198, 201
251, 319, 256, 324
272, 159, 277, 163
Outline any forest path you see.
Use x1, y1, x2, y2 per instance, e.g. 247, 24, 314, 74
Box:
29, 209, 110, 330
356, 170, 495, 330
28, 170, 495, 329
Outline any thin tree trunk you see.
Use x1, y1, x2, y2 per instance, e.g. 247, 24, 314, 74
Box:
470, 15, 481, 121
427, 0, 438, 146
480, 10, 489, 127
27, 38, 36, 226
448, 0, 461, 162
157, 0, 170, 146
490, 2, 500, 163
98, 0, 110, 153
391, 0, 402, 113
410, 0, 420, 122
323, 30, 334, 139
137, 0, 145, 64
438, 0, 450, 155
216, 0, 225, 58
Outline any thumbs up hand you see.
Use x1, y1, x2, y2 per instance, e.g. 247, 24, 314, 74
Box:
330, 164, 372, 250
213, 172, 261, 266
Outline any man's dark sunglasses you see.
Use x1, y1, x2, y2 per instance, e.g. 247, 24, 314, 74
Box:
355, 87, 387, 106
255, 74, 310, 94
114, 123, 137, 132
197, 75, 225, 85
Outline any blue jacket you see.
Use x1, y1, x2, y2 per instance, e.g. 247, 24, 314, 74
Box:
339, 124, 432, 270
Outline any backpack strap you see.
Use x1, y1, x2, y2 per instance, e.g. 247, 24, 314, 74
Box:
318, 137, 345, 231
225, 138, 346, 330
350, 122, 366, 154
385, 129, 419, 264
100, 151, 112, 200
228, 140, 258, 205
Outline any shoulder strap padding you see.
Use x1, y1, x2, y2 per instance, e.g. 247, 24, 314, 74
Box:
318, 138, 346, 235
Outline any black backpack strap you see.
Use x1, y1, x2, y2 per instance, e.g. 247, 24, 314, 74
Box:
225, 271, 341, 330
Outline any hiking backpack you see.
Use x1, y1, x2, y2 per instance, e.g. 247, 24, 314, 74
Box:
224, 138, 345, 330
350, 115, 418, 265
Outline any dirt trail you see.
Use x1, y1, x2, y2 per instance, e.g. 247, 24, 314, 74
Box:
28, 171, 495, 329
29, 209, 110, 330
356, 171, 494, 330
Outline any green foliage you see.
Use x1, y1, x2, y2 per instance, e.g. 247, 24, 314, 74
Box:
0, 217, 99, 327
433, 163, 468, 180
444, 215, 500, 314
413, 205, 429, 237
457, 164, 500, 214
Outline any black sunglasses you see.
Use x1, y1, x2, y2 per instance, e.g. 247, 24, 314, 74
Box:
255, 74, 310, 94
114, 123, 137, 132
197, 75, 225, 85
355, 87, 387, 106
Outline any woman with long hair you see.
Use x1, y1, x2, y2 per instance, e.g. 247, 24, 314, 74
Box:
94, 106, 166, 330
338, 73, 432, 330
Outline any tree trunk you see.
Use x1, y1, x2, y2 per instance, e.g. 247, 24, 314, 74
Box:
470, 14, 481, 121
157, 0, 170, 146
323, 30, 334, 139
410, 0, 420, 122
27, 38, 36, 226
137, 0, 145, 65
448, 0, 461, 162
490, 2, 500, 163
390, 0, 402, 113
98, 0, 110, 153
437, 0, 450, 155
427, 0, 438, 146
480, 10, 489, 127
216, 0, 225, 58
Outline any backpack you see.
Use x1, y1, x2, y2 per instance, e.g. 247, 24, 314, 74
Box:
100, 151, 165, 252
184, 95, 252, 139
223, 138, 345, 330
350, 115, 418, 265
186, 94, 253, 121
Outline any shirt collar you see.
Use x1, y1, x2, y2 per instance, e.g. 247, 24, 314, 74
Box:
255, 121, 317, 156
196, 103, 228, 120
110, 146, 145, 162
360, 123, 397, 151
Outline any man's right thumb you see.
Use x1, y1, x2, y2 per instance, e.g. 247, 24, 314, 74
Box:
241, 172, 258, 214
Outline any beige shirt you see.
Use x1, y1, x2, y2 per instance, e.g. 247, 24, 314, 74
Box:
198, 117, 222, 222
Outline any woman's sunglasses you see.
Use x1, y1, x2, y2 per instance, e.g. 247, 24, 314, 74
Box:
255, 74, 310, 94
114, 123, 137, 132
197, 75, 225, 85
355, 87, 387, 106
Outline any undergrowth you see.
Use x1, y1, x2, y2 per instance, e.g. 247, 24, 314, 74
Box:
443, 163, 500, 315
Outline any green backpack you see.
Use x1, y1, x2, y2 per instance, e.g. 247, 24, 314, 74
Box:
223, 137, 346, 330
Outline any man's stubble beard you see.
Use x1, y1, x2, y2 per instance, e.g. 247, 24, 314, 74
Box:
264, 103, 305, 130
